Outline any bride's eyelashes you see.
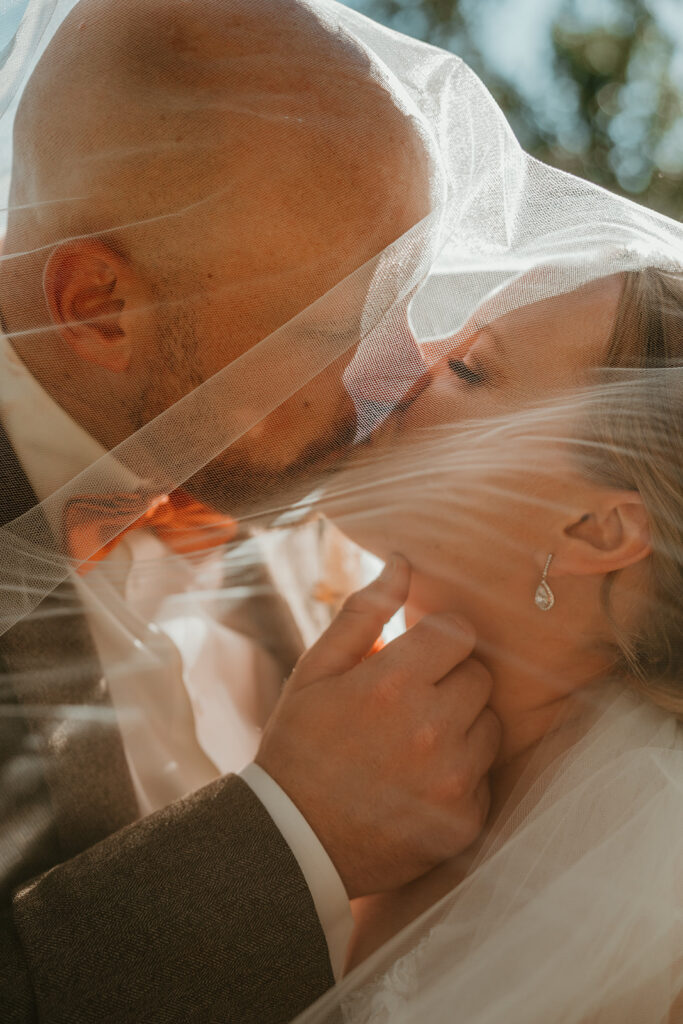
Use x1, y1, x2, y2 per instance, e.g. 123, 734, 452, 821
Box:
448, 357, 487, 386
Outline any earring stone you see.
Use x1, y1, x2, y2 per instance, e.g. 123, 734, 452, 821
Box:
534, 554, 555, 611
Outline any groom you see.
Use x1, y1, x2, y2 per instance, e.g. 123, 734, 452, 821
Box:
0, 1, 501, 1022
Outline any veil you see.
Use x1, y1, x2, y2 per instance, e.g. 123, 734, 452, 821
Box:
0, 0, 680, 1020
295, 683, 683, 1023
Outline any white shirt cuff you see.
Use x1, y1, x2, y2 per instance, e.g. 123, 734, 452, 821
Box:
240, 762, 353, 981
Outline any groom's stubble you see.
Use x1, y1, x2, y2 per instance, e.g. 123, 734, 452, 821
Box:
140, 294, 358, 518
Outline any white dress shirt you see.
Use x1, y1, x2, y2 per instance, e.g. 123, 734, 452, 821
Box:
0, 334, 352, 979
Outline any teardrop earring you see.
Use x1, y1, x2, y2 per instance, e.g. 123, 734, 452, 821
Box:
534, 554, 555, 611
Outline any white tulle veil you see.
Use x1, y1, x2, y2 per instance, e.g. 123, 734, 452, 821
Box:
0, 1, 680, 1020
295, 681, 683, 1023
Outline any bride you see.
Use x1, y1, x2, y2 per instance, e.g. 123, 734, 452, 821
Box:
295, 265, 683, 1022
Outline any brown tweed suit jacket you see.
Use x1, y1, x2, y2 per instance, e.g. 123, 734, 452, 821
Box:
0, 425, 334, 1023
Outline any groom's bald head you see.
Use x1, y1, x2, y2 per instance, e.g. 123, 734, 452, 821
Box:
8, 0, 428, 266
1, 0, 430, 511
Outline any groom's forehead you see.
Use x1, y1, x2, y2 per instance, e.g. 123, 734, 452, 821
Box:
126, 0, 387, 121
15, 0, 419, 213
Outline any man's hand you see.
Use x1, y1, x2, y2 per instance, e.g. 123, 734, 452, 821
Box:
256, 555, 501, 899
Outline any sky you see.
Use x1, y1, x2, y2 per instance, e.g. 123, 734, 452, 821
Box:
0, 1, 32, 49
0, 0, 69, 227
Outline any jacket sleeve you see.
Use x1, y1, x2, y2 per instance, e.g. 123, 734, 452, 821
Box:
3, 774, 335, 1024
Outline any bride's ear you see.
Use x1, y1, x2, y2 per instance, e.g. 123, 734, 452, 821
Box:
551, 491, 652, 577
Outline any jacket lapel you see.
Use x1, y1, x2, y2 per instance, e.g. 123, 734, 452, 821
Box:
0, 422, 138, 867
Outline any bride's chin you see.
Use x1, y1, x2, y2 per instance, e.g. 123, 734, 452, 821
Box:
327, 513, 392, 562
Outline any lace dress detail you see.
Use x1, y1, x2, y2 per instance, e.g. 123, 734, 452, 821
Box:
341, 936, 433, 1023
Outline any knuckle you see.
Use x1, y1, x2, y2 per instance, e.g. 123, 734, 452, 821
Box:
369, 669, 402, 707
433, 765, 471, 806
412, 721, 442, 757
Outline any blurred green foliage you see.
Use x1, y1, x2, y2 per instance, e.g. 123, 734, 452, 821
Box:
345, 0, 683, 218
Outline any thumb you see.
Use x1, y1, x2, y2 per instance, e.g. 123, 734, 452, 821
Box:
292, 554, 411, 685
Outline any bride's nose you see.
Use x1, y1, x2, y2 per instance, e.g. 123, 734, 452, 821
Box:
397, 330, 476, 407
397, 366, 434, 410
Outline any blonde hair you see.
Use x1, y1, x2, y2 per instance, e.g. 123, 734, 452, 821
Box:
582, 269, 683, 714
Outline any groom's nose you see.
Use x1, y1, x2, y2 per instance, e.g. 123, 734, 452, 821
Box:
344, 326, 429, 441
353, 367, 434, 449
348, 369, 432, 443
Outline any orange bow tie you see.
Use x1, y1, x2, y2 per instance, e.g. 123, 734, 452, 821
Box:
64, 488, 238, 576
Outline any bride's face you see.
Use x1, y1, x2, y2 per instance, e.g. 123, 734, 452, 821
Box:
327, 277, 627, 701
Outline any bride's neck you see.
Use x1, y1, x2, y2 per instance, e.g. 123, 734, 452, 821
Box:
461, 684, 602, 878
488, 640, 610, 770
487, 665, 609, 834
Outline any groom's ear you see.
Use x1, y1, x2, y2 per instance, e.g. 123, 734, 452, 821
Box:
552, 490, 652, 577
43, 239, 146, 372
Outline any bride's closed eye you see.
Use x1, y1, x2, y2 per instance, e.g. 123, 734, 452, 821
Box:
448, 357, 488, 386
444, 323, 510, 388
